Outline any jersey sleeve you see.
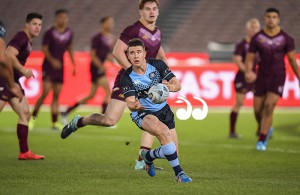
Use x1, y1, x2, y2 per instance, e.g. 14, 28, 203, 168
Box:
119, 25, 136, 45
285, 35, 295, 53
234, 41, 244, 56
0, 21, 6, 38
152, 59, 175, 81
121, 71, 137, 99
8, 33, 25, 52
42, 30, 51, 46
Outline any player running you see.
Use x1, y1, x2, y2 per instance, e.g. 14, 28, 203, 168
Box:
229, 18, 260, 138
61, 16, 114, 122
245, 8, 300, 151
0, 21, 23, 100
30, 9, 76, 130
121, 38, 191, 182
61, 0, 171, 170
0, 13, 44, 160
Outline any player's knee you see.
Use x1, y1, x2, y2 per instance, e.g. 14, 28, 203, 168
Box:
157, 126, 171, 141
263, 102, 275, 116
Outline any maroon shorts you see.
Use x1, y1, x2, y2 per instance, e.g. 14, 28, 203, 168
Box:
234, 71, 255, 93
42, 65, 64, 84
254, 73, 286, 97
90, 65, 106, 83
110, 68, 126, 101
0, 79, 24, 102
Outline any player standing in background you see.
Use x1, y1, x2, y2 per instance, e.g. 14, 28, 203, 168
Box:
229, 18, 260, 138
0, 13, 44, 160
245, 8, 300, 151
121, 38, 192, 182
0, 20, 23, 100
30, 9, 76, 130
61, 16, 114, 123
61, 0, 171, 170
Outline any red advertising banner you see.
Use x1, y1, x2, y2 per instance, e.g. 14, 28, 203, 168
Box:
21, 51, 300, 107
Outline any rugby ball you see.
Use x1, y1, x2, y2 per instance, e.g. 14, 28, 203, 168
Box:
147, 83, 169, 104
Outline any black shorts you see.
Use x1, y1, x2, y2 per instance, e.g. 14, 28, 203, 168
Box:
130, 104, 175, 130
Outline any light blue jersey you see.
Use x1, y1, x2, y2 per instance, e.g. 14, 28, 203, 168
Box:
121, 58, 175, 112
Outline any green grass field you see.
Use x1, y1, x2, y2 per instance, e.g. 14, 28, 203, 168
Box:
0, 108, 300, 194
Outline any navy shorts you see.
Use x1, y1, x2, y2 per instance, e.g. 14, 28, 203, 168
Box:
130, 104, 175, 130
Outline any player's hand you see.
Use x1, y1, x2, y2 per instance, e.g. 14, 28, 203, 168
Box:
51, 59, 61, 70
245, 71, 257, 83
9, 83, 23, 102
133, 98, 144, 111
20, 68, 34, 79
162, 80, 173, 92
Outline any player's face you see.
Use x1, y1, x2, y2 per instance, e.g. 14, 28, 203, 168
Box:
103, 18, 114, 32
127, 46, 146, 67
264, 12, 280, 29
55, 13, 69, 28
26, 18, 42, 37
246, 22, 260, 37
140, 2, 159, 23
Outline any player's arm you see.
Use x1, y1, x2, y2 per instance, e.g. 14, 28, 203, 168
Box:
6, 45, 33, 79
156, 46, 168, 64
125, 96, 144, 111
233, 55, 246, 72
287, 51, 300, 82
90, 49, 103, 69
163, 77, 181, 92
67, 43, 76, 75
244, 52, 256, 83
112, 39, 132, 70
42, 45, 61, 69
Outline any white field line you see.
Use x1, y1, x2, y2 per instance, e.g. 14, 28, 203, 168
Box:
1, 127, 299, 155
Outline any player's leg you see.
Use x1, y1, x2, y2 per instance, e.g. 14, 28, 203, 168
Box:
253, 95, 266, 136
97, 76, 111, 114
29, 80, 52, 130
61, 98, 127, 139
0, 100, 5, 112
9, 96, 44, 160
257, 92, 279, 150
229, 92, 246, 138
51, 82, 63, 129
63, 82, 98, 116
139, 115, 192, 182
135, 131, 155, 169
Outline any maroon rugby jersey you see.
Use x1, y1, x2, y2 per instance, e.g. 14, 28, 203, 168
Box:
248, 29, 294, 75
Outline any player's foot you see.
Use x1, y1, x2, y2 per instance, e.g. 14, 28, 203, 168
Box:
264, 127, 273, 147
52, 122, 64, 131
61, 111, 68, 125
18, 150, 45, 160
139, 149, 155, 177
28, 117, 36, 131
229, 133, 242, 139
256, 141, 267, 151
61, 115, 81, 139
135, 160, 146, 170
175, 172, 193, 183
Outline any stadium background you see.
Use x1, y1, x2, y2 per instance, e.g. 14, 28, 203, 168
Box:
1, 0, 300, 108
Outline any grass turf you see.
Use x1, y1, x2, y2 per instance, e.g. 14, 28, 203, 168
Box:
0, 108, 299, 194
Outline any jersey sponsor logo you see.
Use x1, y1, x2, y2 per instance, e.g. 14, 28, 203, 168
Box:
149, 72, 156, 79
175, 95, 208, 120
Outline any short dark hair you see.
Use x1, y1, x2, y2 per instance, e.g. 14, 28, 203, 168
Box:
26, 12, 42, 23
127, 38, 145, 52
265, 7, 280, 16
100, 16, 112, 24
55, 9, 68, 16
138, 0, 159, 10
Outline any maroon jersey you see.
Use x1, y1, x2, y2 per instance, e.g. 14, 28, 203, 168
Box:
7, 31, 32, 82
91, 33, 113, 63
42, 27, 73, 70
120, 20, 161, 58
249, 29, 294, 75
